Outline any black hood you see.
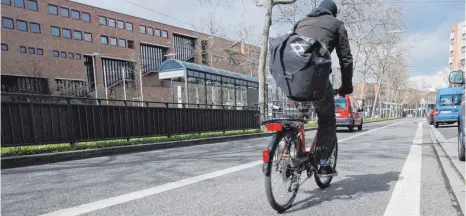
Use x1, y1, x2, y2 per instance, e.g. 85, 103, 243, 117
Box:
308, 0, 338, 17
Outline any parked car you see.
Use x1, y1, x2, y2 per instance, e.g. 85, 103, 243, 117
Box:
335, 94, 363, 132
433, 86, 464, 128
448, 70, 465, 161
426, 108, 435, 125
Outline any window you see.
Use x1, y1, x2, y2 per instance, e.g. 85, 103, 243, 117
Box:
140, 25, 146, 34
1, 44, 8, 51
68, 52, 74, 59
110, 37, 117, 46
108, 18, 115, 27
84, 32, 92, 42
75, 54, 81, 59
147, 27, 153, 35
14, 0, 24, 8
155, 29, 161, 37
74, 30, 82, 40
161, 30, 168, 38
100, 35, 108, 44
125, 22, 132, 31
117, 20, 124, 29
48, 4, 58, 15
53, 50, 59, 57
20, 46, 26, 53
60, 7, 69, 17
2, 17, 14, 29
61, 51, 66, 58
16, 20, 27, 31
51, 26, 60, 37
128, 40, 134, 49
27, 0, 37, 11
28, 47, 35, 54
37, 48, 43, 55
82, 12, 91, 22
2, 0, 11, 5
440, 94, 462, 106
118, 39, 126, 47
71, 10, 80, 20
140, 43, 168, 73
99, 16, 106, 25
63, 28, 71, 38
30, 23, 40, 33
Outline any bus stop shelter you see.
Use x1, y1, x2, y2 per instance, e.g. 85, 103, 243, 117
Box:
158, 59, 260, 109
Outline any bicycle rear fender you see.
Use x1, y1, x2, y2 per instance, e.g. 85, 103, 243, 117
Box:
262, 132, 284, 176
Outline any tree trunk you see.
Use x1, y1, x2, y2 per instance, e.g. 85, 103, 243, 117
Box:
371, 71, 385, 118
257, 1, 273, 121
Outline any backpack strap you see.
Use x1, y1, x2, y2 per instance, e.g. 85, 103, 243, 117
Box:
292, 20, 302, 32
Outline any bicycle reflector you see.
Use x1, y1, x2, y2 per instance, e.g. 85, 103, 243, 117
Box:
262, 148, 270, 162
266, 123, 282, 131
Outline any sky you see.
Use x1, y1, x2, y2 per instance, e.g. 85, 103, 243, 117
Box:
72, 0, 465, 91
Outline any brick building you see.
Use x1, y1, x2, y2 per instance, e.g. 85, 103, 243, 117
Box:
1, 0, 261, 105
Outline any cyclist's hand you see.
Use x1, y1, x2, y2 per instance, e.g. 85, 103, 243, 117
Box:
338, 83, 353, 96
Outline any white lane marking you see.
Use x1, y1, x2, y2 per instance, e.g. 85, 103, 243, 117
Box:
305, 121, 404, 151
40, 161, 263, 216
383, 122, 423, 216
40, 121, 404, 216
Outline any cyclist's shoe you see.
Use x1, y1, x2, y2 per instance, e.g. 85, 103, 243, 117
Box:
316, 159, 338, 177
317, 165, 338, 177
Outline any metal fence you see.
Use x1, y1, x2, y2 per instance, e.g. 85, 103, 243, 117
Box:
1, 93, 260, 147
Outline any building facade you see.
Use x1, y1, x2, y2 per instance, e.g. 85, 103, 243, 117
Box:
1, 0, 260, 105
449, 21, 465, 72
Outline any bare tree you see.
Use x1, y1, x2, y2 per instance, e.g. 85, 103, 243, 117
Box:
273, 0, 318, 25
370, 32, 407, 118
195, 12, 228, 67
126, 50, 148, 105
252, 0, 298, 120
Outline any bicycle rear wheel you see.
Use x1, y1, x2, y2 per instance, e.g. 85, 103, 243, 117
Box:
314, 140, 338, 189
264, 133, 300, 212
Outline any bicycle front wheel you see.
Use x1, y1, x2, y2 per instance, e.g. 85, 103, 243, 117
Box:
264, 133, 299, 213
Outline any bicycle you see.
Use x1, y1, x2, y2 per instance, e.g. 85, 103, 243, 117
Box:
261, 90, 340, 213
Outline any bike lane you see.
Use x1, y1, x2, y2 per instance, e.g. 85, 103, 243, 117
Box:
72, 120, 415, 216
2, 119, 424, 216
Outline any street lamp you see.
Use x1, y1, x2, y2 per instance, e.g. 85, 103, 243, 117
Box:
91, 52, 100, 104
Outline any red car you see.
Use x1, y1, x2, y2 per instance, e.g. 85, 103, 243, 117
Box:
426, 108, 435, 125
335, 94, 364, 132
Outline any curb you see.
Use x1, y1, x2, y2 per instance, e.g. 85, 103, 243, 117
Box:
1, 119, 397, 169
428, 127, 465, 214
428, 125, 465, 182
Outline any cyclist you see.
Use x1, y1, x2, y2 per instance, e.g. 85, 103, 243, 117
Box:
294, 0, 354, 176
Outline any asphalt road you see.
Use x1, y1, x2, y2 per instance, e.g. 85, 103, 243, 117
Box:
435, 121, 460, 141
2, 119, 464, 216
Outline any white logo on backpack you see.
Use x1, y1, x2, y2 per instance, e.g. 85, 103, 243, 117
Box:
290, 42, 309, 56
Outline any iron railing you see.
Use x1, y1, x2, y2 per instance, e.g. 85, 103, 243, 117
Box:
1, 93, 260, 147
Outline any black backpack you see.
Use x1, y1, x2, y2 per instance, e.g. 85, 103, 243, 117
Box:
269, 21, 333, 102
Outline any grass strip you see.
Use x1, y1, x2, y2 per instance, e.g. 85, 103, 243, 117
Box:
1, 118, 394, 157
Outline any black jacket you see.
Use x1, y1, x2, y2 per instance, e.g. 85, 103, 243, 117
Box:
294, 1, 353, 87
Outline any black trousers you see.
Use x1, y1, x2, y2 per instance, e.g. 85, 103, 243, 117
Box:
311, 80, 337, 162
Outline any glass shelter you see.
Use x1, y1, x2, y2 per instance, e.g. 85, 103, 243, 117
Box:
158, 59, 259, 109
